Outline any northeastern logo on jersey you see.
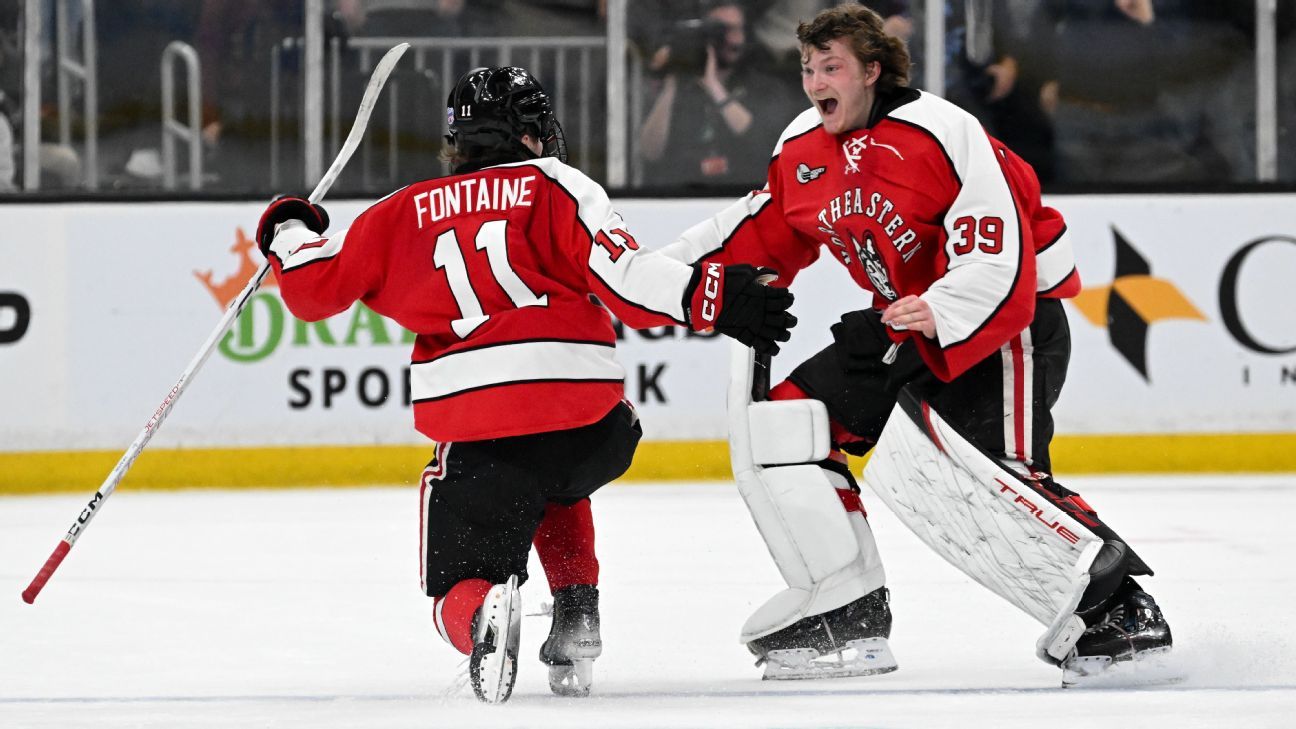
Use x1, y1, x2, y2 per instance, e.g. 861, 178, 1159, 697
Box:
849, 230, 897, 301
796, 163, 827, 184
842, 132, 904, 174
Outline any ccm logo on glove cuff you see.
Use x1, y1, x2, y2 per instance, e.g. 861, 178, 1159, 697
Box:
701, 262, 722, 323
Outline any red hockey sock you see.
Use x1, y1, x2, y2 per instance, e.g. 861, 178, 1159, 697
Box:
533, 499, 599, 592
432, 578, 492, 655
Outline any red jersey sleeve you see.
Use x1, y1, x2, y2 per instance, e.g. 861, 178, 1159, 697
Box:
264, 202, 391, 322
889, 99, 1038, 381
527, 159, 711, 330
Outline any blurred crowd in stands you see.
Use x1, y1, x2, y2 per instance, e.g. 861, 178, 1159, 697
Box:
0, 0, 1293, 195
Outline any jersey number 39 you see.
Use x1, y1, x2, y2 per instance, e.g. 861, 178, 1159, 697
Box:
951, 215, 1004, 256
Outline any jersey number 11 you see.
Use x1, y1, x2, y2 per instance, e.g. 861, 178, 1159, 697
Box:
433, 219, 548, 338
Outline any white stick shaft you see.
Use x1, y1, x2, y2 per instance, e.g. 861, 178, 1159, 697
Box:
21, 43, 410, 605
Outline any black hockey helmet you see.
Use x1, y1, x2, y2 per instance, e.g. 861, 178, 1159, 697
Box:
445, 66, 567, 168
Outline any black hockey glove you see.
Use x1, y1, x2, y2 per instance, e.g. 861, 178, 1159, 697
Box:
713, 264, 797, 355
255, 195, 330, 256
831, 308, 899, 373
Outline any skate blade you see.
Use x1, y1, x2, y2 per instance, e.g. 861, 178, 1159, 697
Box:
473, 648, 518, 703
548, 658, 594, 697
1062, 646, 1180, 688
762, 637, 899, 681
472, 576, 521, 703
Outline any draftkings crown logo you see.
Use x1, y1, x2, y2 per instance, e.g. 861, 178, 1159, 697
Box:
1068, 227, 1206, 381
194, 228, 278, 308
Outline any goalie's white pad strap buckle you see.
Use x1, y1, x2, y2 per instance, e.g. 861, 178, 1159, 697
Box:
862, 389, 1102, 664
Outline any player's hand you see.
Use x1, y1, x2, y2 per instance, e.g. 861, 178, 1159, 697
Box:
256, 195, 330, 255
880, 295, 936, 338
703, 264, 797, 355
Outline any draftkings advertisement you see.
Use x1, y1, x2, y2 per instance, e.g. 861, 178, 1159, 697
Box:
1, 195, 1293, 454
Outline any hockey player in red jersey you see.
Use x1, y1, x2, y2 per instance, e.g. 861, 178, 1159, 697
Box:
660, 4, 1172, 684
254, 65, 796, 703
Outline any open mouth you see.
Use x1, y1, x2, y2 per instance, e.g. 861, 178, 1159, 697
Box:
818, 98, 838, 115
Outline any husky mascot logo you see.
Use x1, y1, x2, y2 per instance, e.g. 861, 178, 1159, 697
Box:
850, 230, 897, 301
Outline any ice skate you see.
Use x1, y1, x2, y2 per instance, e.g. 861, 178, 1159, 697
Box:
1062, 580, 1174, 688
469, 575, 522, 703
747, 587, 898, 680
538, 584, 602, 697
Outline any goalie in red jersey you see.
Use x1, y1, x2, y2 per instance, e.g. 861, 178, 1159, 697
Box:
254, 65, 796, 703
658, 4, 1172, 685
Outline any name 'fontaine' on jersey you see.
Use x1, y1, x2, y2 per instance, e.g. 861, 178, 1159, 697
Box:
264, 157, 710, 442
660, 88, 1080, 381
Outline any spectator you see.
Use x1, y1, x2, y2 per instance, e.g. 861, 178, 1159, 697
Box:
196, 0, 302, 187
0, 6, 80, 191
1040, 0, 1252, 183
867, 0, 1057, 182
637, 0, 799, 188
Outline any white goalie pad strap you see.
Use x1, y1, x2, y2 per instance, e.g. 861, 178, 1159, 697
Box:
862, 389, 1103, 663
748, 400, 831, 465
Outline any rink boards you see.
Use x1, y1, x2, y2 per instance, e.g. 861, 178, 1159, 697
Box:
2, 194, 1294, 490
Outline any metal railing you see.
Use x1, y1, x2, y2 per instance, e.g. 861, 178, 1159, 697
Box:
6, 0, 1288, 192
161, 41, 201, 191
55, 0, 97, 189
271, 34, 614, 191
22, 0, 98, 190
1257, 0, 1279, 181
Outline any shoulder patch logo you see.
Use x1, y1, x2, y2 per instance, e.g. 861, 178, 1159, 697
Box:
796, 163, 827, 184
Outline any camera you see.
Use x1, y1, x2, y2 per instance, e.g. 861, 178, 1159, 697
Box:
662, 18, 728, 75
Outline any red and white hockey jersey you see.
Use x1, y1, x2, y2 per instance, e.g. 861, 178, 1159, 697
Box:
266, 157, 715, 442
661, 88, 1080, 381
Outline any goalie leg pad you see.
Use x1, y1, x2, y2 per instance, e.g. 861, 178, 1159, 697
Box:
863, 387, 1106, 664
735, 462, 887, 642
729, 342, 886, 645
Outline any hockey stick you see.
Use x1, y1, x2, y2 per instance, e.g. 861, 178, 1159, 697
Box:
21, 43, 410, 605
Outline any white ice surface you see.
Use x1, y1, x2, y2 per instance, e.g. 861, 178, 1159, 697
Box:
2, 475, 1294, 728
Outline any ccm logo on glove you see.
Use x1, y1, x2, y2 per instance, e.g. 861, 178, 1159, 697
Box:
701, 262, 722, 323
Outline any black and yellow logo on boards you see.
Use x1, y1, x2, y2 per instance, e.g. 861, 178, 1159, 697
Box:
1069, 227, 1207, 381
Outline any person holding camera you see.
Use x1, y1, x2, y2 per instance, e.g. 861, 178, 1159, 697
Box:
637, 1, 799, 187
